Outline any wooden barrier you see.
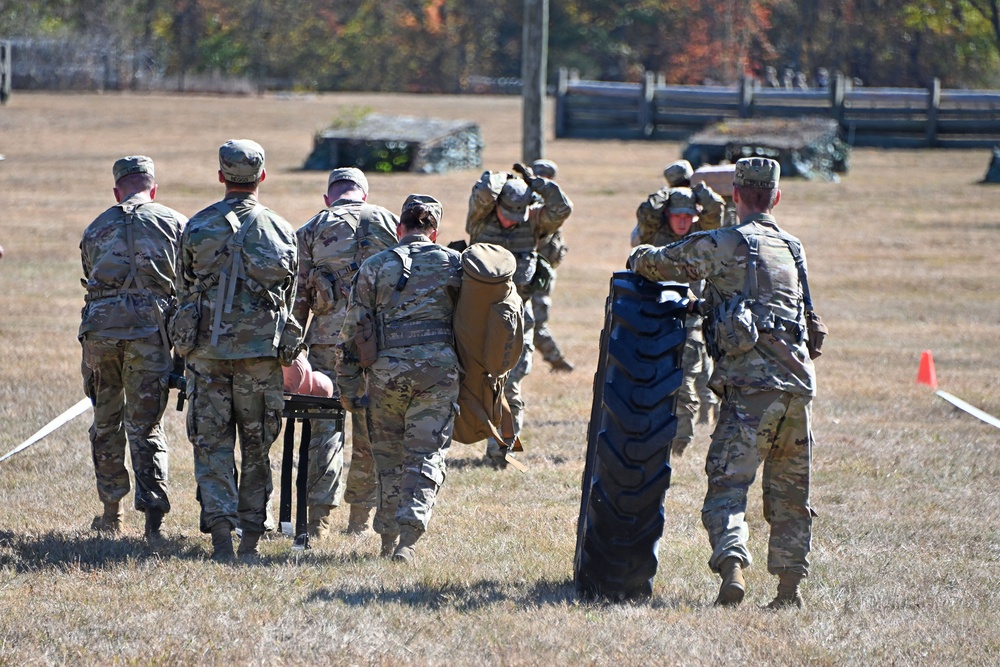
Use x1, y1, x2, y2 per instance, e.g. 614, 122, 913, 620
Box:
0, 41, 11, 104
555, 68, 1000, 148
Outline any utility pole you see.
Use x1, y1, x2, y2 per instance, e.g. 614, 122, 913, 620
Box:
522, 0, 548, 163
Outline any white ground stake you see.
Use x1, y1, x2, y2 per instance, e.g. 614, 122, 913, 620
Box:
935, 390, 1000, 430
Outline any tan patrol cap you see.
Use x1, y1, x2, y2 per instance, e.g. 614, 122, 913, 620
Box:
113, 155, 154, 182
219, 139, 265, 183
663, 159, 694, 187
734, 157, 780, 188
497, 179, 531, 224
401, 193, 443, 226
667, 187, 698, 215
327, 167, 369, 196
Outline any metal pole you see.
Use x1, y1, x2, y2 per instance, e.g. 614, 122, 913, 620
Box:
522, 0, 549, 163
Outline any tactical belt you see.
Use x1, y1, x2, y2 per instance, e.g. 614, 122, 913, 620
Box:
84, 287, 150, 302
377, 320, 453, 349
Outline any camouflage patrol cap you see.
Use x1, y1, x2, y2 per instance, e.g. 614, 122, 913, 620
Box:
401, 193, 443, 227
663, 159, 694, 187
219, 139, 265, 183
327, 167, 369, 196
734, 157, 780, 188
531, 159, 558, 179
113, 155, 154, 182
667, 187, 698, 215
497, 178, 531, 224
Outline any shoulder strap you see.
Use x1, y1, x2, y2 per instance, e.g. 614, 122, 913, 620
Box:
208, 202, 266, 347
744, 235, 760, 298
784, 239, 814, 312
387, 245, 413, 309
118, 204, 146, 292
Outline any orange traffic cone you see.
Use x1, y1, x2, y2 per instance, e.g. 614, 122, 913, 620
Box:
917, 350, 938, 389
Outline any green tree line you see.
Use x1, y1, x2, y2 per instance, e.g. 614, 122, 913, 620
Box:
1, 0, 999, 91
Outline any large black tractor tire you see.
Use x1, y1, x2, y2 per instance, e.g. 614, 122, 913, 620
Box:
574, 271, 689, 602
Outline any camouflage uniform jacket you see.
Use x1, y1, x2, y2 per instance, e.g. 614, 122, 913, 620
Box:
293, 199, 399, 346
466, 171, 573, 289
177, 192, 298, 359
80, 193, 187, 340
633, 185, 725, 247
338, 235, 463, 395
630, 213, 816, 397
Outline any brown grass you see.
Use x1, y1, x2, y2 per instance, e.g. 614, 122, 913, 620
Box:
2, 92, 1000, 666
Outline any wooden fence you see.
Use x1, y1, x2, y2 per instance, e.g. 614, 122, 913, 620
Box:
1, 41, 11, 104
555, 68, 1000, 148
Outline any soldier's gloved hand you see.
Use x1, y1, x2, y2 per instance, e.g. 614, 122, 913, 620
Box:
512, 162, 536, 183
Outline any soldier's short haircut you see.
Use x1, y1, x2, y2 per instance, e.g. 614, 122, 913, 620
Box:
735, 184, 778, 211
116, 172, 155, 193
400, 203, 439, 233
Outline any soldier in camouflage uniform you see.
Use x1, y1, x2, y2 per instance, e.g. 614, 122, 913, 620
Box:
79, 155, 186, 539
175, 140, 301, 562
529, 159, 574, 373
466, 163, 573, 464
293, 167, 398, 539
632, 180, 725, 457
338, 194, 462, 563
629, 157, 818, 610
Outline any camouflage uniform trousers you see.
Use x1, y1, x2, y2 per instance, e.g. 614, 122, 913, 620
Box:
702, 385, 814, 577
304, 344, 376, 509
487, 296, 534, 458
185, 355, 283, 534
673, 330, 704, 451
366, 357, 460, 535
531, 270, 565, 363
81, 332, 171, 512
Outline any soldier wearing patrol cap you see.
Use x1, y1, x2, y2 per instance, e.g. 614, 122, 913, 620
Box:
80, 155, 187, 539
338, 194, 463, 563
632, 178, 726, 458
466, 164, 573, 466
529, 159, 574, 373
292, 167, 399, 540
629, 157, 821, 610
175, 139, 302, 562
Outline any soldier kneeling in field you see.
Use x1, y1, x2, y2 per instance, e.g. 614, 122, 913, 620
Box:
338, 194, 463, 564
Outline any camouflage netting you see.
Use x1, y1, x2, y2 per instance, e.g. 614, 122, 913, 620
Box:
682, 118, 850, 182
304, 113, 484, 174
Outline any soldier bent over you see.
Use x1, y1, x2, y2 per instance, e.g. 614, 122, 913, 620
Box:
466, 163, 572, 465
80, 155, 186, 539
174, 140, 301, 562
293, 168, 398, 539
629, 158, 821, 609
338, 195, 462, 563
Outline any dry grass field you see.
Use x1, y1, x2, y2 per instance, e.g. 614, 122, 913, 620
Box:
1, 91, 999, 666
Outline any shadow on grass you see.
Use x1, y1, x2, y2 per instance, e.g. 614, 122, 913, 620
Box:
306, 576, 577, 610
0, 529, 205, 571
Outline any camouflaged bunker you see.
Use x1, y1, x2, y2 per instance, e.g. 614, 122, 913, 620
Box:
304, 113, 483, 174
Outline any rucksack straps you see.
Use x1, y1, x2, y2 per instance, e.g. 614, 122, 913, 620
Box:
209, 202, 265, 347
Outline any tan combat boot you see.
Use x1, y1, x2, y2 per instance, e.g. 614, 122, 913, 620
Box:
766, 572, 804, 610
306, 504, 334, 541
344, 504, 373, 535
379, 532, 399, 558
144, 509, 164, 541
392, 526, 422, 564
715, 557, 746, 607
91, 500, 123, 533
210, 523, 235, 563
237, 530, 264, 562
